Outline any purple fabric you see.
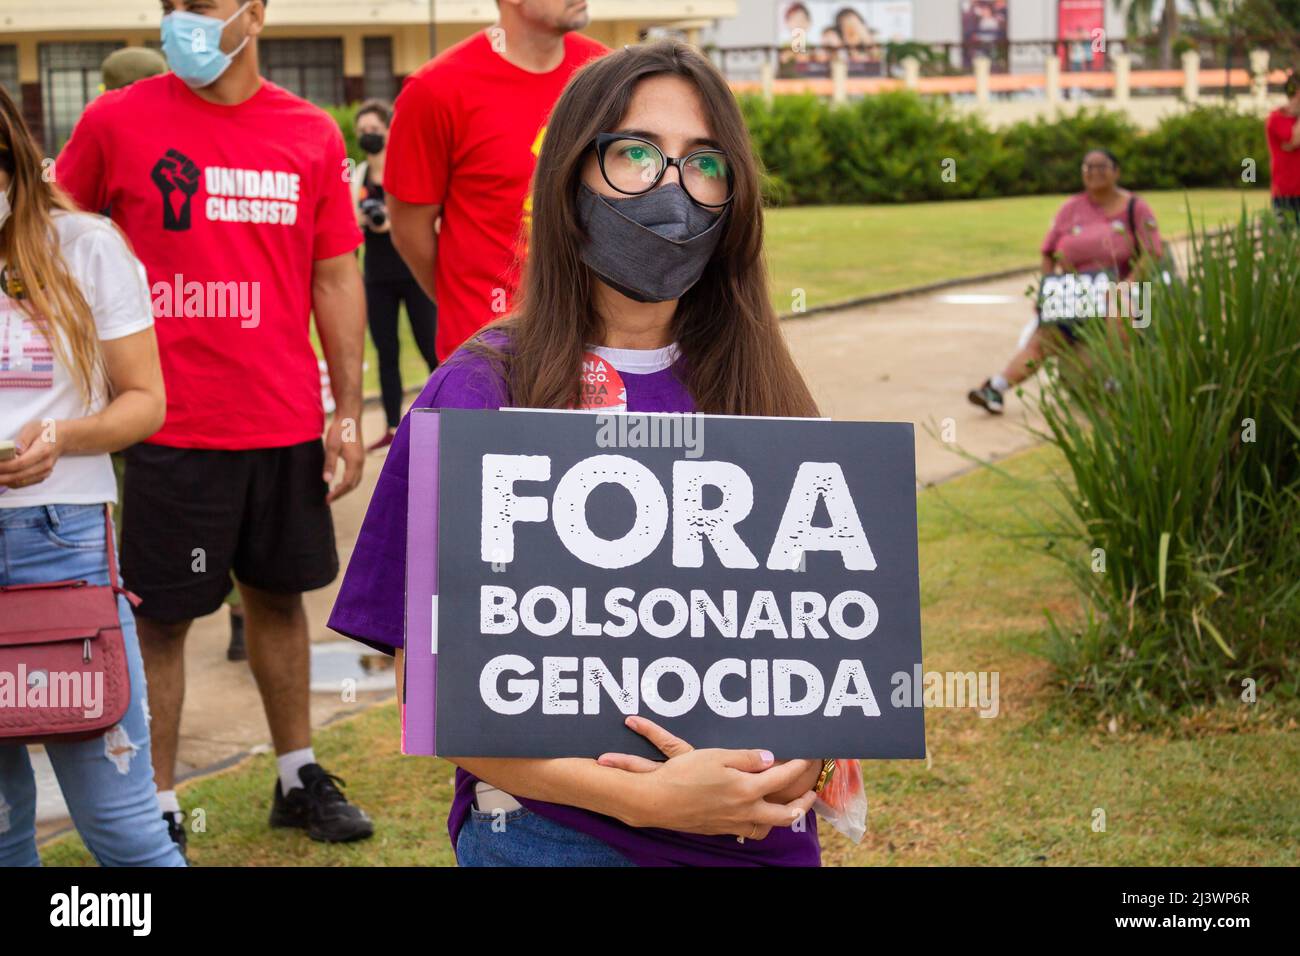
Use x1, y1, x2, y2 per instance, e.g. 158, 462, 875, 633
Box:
329, 343, 822, 867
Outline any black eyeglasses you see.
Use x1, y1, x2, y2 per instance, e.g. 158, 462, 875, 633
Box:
591, 132, 734, 208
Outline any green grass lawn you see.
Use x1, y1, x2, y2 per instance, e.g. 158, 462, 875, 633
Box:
364, 189, 1268, 402
40, 443, 1299, 866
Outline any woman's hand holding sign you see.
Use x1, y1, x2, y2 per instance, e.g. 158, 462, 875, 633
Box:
452, 714, 819, 843
597, 715, 819, 840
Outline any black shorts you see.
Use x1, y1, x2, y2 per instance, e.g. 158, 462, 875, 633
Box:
120, 440, 338, 623
1036, 316, 1085, 346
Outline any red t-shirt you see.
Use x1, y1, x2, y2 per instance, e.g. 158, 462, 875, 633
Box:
385, 31, 607, 360
1041, 192, 1163, 281
55, 74, 362, 450
1266, 108, 1300, 198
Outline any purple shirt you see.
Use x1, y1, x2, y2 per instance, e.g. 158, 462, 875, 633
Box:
329, 342, 822, 867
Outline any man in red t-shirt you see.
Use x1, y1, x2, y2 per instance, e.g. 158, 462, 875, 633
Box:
1266, 71, 1300, 227
386, 0, 607, 360
57, 0, 373, 850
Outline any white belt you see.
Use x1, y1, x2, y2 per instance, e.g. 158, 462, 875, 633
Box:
475, 781, 523, 813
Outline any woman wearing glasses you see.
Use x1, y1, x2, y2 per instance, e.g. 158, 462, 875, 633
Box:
967, 148, 1163, 414
330, 41, 828, 866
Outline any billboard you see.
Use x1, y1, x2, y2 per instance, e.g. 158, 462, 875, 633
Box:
777, 2, 915, 78
960, 0, 1008, 72
1058, 0, 1106, 72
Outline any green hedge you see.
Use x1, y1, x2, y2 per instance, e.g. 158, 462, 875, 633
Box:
328, 93, 1271, 204
740, 93, 1271, 204
323, 102, 365, 169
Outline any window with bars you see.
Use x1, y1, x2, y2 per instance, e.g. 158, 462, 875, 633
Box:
40, 42, 123, 150
363, 37, 396, 103
261, 39, 344, 106
0, 46, 19, 112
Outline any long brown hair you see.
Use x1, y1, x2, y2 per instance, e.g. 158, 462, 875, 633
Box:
471, 40, 818, 418
0, 85, 102, 400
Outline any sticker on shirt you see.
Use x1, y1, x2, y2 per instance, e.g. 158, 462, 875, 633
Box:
150, 148, 300, 232
1070, 224, 1083, 235
1111, 220, 1126, 232
572, 351, 627, 412
0, 301, 53, 390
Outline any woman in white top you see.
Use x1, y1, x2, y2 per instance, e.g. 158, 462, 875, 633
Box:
0, 86, 182, 866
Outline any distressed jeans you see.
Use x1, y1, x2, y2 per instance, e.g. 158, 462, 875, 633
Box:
0, 504, 185, 867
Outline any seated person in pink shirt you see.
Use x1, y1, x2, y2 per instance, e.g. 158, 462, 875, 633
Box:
968, 148, 1163, 414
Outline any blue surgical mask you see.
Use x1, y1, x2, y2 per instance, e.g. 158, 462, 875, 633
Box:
161, 2, 252, 89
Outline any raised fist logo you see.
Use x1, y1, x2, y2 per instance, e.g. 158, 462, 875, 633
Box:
151, 149, 201, 231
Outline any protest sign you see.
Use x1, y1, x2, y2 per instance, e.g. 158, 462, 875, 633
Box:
404, 408, 925, 761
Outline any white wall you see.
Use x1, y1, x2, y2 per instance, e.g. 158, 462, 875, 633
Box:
705, 0, 781, 46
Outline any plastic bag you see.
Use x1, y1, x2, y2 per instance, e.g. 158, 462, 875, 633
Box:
813, 759, 867, 843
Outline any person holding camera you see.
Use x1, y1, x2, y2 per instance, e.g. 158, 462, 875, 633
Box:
353, 100, 439, 453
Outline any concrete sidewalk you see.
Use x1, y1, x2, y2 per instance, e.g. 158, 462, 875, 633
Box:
783, 271, 1045, 485
34, 266, 1049, 836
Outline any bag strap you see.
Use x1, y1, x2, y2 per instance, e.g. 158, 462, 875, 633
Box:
104, 505, 118, 586
103, 505, 140, 608
1126, 195, 1141, 260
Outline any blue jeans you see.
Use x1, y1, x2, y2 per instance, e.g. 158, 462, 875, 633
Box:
0, 504, 185, 867
456, 805, 636, 867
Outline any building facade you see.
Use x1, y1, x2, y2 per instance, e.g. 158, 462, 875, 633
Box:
0, 0, 738, 148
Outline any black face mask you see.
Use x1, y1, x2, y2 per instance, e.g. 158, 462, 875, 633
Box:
358, 132, 386, 155
576, 183, 728, 303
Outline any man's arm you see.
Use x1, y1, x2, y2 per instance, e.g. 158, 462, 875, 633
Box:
389, 197, 441, 303
313, 251, 366, 502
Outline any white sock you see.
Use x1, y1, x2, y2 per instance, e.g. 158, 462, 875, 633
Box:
990, 374, 1010, 392
157, 789, 181, 815
277, 748, 316, 793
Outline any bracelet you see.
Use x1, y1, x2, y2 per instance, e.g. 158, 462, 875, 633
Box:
813, 758, 836, 795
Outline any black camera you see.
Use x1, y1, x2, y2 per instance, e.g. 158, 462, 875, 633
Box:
360, 197, 387, 229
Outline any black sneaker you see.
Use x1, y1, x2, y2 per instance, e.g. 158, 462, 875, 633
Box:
269, 763, 374, 843
967, 379, 1005, 414
163, 810, 188, 858
227, 607, 247, 662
